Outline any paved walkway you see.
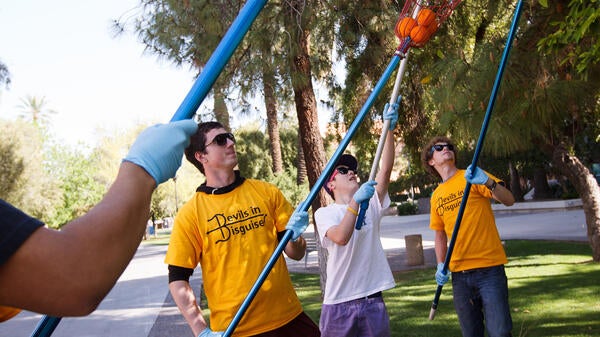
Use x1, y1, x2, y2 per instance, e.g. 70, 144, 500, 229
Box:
1, 207, 588, 337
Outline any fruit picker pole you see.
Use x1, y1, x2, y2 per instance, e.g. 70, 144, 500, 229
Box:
30, 316, 61, 337
31, 1, 269, 337
428, 0, 524, 320
354, 53, 407, 230
356, 0, 463, 229
354, 0, 425, 230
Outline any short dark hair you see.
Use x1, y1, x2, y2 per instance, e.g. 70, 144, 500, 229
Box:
185, 121, 226, 175
421, 136, 457, 180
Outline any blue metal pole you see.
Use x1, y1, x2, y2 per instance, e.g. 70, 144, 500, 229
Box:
170, 0, 268, 121
30, 316, 61, 337
223, 53, 402, 337
429, 0, 524, 320
30, 2, 268, 337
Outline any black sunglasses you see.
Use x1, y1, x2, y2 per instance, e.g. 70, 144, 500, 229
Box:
328, 166, 356, 183
431, 143, 454, 152
206, 132, 236, 148
335, 166, 355, 175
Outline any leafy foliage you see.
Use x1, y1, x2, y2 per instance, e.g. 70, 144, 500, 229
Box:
44, 145, 105, 228
537, 0, 600, 78
0, 119, 60, 220
0, 139, 24, 199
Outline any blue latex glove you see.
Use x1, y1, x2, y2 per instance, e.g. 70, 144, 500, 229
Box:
435, 262, 450, 286
285, 210, 309, 241
198, 327, 223, 337
124, 119, 198, 186
353, 180, 377, 204
465, 164, 489, 185
383, 101, 399, 130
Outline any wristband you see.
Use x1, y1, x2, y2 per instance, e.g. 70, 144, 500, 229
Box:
347, 206, 358, 216
487, 180, 497, 191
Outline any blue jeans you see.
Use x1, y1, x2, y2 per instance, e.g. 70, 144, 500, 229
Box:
452, 265, 512, 337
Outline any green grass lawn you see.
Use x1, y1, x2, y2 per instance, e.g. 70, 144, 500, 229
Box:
291, 240, 600, 337
140, 228, 172, 245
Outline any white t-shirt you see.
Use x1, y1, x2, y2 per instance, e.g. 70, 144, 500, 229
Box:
314, 193, 395, 304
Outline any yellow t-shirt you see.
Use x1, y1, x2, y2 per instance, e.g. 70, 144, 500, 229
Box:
165, 179, 302, 336
429, 169, 508, 272
0, 305, 21, 322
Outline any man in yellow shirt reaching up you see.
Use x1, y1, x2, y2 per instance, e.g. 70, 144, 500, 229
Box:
422, 136, 515, 337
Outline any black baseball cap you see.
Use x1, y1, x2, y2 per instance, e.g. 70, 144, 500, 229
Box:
323, 154, 358, 198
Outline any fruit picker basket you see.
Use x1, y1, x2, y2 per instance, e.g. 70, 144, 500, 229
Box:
394, 0, 462, 51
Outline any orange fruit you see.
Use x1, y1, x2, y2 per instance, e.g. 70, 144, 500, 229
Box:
395, 17, 417, 39
409, 22, 438, 46
417, 8, 436, 27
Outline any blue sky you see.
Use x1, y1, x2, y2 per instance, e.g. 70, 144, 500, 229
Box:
0, 0, 198, 147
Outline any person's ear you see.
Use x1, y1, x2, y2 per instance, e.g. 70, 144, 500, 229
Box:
195, 151, 207, 163
327, 181, 335, 193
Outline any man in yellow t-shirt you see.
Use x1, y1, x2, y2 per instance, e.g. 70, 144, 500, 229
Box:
165, 121, 320, 337
422, 136, 515, 337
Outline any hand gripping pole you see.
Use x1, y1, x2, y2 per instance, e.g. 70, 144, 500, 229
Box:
429, 0, 524, 320
355, 52, 409, 230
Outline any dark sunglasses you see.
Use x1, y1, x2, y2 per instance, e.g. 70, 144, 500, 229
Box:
329, 166, 356, 183
431, 143, 454, 152
335, 166, 355, 175
206, 132, 236, 147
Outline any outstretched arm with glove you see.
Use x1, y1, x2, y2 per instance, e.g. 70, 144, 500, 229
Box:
375, 102, 398, 204
0, 120, 198, 316
465, 165, 515, 206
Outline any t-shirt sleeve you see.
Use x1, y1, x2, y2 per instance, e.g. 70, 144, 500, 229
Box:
314, 206, 340, 247
0, 199, 45, 266
428, 191, 445, 231
272, 186, 293, 233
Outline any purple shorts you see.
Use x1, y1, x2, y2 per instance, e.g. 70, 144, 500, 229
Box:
319, 293, 390, 337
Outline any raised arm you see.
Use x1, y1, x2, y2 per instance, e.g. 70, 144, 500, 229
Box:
375, 104, 398, 203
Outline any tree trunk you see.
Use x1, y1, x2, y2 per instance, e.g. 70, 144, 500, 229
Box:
284, 0, 327, 210
262, 66, 283, 175
509, 161, 524, 202
552, 144, 600, 262
296, 134, 307, 184
533, 165, 552, 200
284, 0, 328, 294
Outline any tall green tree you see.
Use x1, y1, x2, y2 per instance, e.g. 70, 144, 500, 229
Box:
0, 119, 60, 220
122, 1, 295, 175
282, 0, 329, 209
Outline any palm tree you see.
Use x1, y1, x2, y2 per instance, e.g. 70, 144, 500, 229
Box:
17, 95, 57, 126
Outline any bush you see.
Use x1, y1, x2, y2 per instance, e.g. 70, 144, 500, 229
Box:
396, 201, 418, 215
